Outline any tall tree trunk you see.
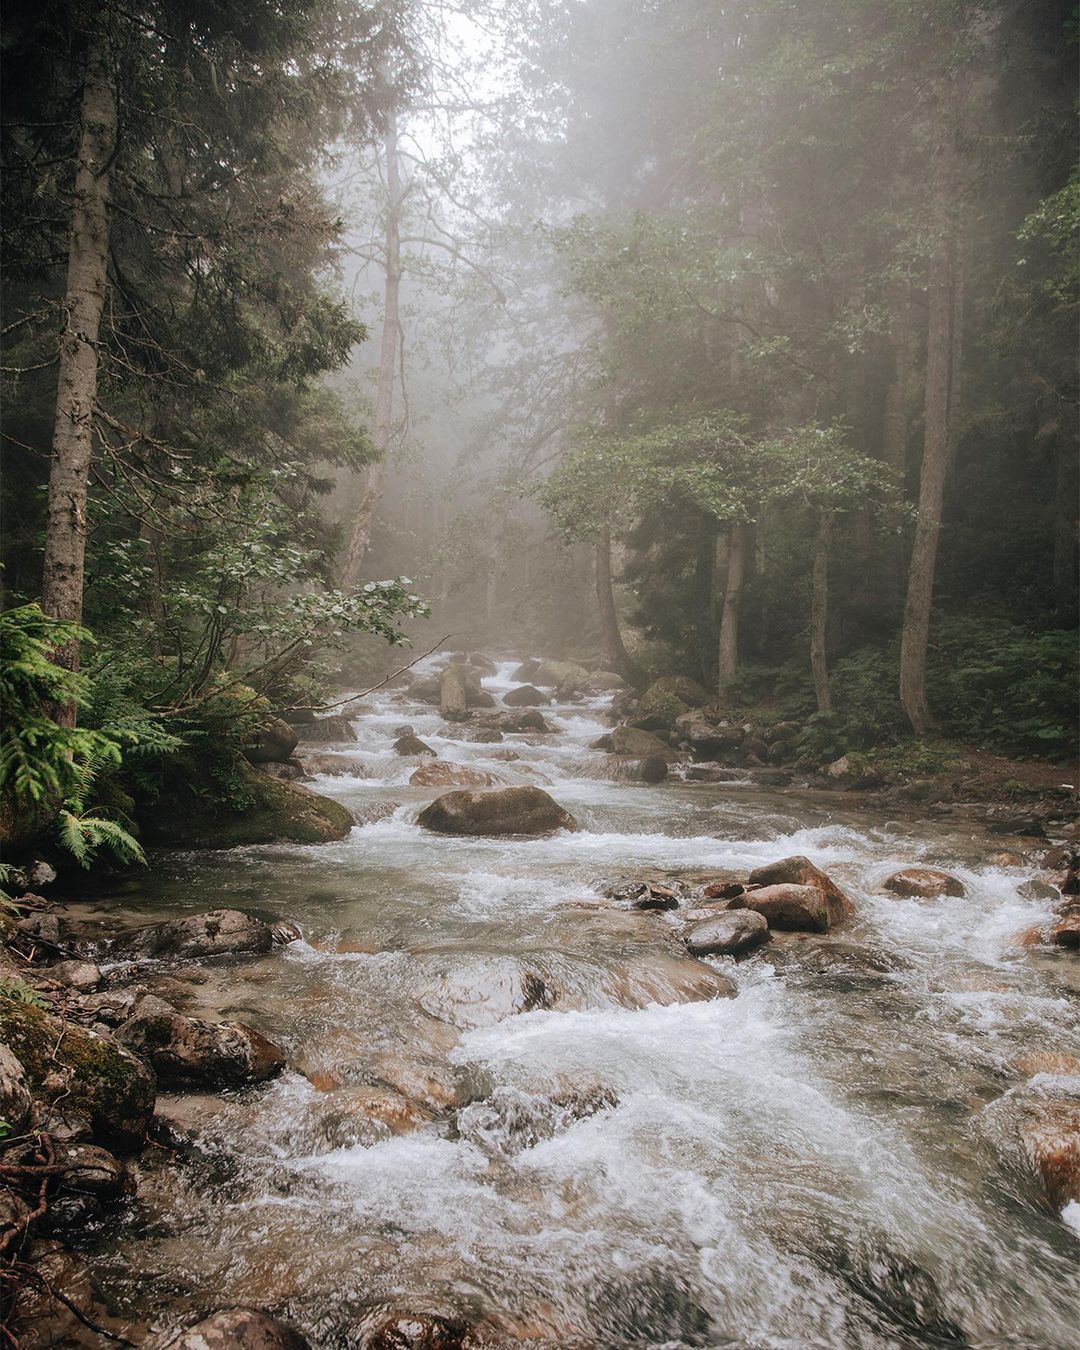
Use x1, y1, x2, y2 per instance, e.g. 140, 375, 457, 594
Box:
1051, 432, 1079, 622
900, 151, 963, 736
594, 527, 640, 684
717, 521, 747, 695
340, 114, 402, 587
810, 511, 833, 714
882, 284, 914, 606
693, 512, 717, 686
40, 32, 116, 709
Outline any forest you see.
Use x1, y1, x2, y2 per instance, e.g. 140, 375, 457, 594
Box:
0, 1, 1078, 1347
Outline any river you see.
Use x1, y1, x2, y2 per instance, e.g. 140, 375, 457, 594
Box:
89, 658, 1079, 1347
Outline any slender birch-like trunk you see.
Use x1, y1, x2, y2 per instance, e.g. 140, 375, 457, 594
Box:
810, 511, 833, 714
41, 32, 116, 710
594, 527, 639, 684
717, 521, 748, 694
900, 142, 963, 735
340, 114, 402, 587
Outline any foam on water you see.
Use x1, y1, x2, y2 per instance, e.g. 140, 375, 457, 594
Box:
91, 652, 1080, 1346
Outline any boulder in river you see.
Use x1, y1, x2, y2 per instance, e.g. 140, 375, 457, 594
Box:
883, 867, 965, 899
417, 786, 577, 836
137, 758, 353, 847
116, 996, 286, 1088
440, 664, 468, 720
587, 670, 624, 691
112, 908, 278, 961
532, 658, 590, 690
464, 726, 503, 743
638, 753, 669, 783
502, 683, 550, 706
394, 732, 436, 756
47, 959, 102, 991
362, 1309, 474, 1350
415, 954, 556, 1029
747, 855, 854, 927
738, 883, 836, 933
611, 952, 737, 1006
409, 760, 497, 789
481, 708, 553, 733
604, 725, 678, 759
510, 658, 540, 681
0, 1000, 154, 1149
152, 1307, 311, 1349
685, 910, 769, 957
243, 717, 300, 764
293, 713, 357, 743
632, 675, 710, 729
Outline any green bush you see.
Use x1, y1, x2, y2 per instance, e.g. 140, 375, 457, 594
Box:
926, 617, 1077, 758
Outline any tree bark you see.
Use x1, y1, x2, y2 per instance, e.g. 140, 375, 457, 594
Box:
340, 113, 402, 587
693, 512, 717, 686
810, 511, 833, 714
717, 521, 747, 694
40, 31, 116, 707
899, 152, 963, 736
1052, 432, 1079, 622
594, 527, 640, 684
882, 283, 914, 606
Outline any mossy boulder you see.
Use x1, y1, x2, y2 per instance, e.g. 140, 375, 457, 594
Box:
0, 1000, 155, 1149
634, 676, 711, 730
137, 757, 353, 849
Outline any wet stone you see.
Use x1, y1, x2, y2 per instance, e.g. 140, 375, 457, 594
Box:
883, 867, 965, 899
685, 909, 769, 957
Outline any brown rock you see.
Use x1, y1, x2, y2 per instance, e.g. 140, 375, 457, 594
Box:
417, 786, 577, 836
440, 664, 468, 720
1020, 1098, 1080, 1207
152, 1307, 311, 1349
502, 683, 550, 706
394, 732, 436, 757
244, 716, 299, 764
1016, 1052, 1080, 1077
116, 997, 285, 1089
364, 1310, 474, 1350
1049, 914, 1079, 948
112, 908, 275, 961
409, 760, 496, 789
739, 883, 834, 933
883, 867, 965, 899
747, 856, 854, 926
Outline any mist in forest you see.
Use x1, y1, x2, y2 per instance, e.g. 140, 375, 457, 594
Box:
1, 4, 1078, 1345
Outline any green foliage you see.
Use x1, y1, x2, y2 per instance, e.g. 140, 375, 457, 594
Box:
926, 619, 1078, 758
0, 977, 51, 1010
0, 606, 126, 808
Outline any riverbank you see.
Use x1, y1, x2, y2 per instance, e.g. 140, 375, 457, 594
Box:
2, 654, 1078, 1346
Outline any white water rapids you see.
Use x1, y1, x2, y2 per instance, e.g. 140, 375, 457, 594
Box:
91, 659, 1078, 1347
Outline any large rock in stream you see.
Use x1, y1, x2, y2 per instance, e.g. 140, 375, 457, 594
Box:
417, 786, 578, 836
502, 683, 550, 707
116, 996, 286, 1089
744, 856, 854, 929
0, 1001, 154, 1149
152, 1307, 311, 1350
111, 909, 282, 961
440, 664, 468, 720
685, 909, 769, 957
409, 760, 497, 789
138, 758, 353, 848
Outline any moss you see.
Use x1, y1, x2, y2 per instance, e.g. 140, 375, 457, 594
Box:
0, 1000, 154, 1148
137, 755, 352, 848
638, 686, 689, 725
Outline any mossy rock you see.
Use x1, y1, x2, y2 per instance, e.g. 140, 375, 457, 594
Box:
635, 676, 712, 729
0, 1000, 155, 1149
137, 756, 353, 849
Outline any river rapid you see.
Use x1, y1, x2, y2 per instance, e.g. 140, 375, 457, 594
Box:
90, 658, 1078, 1348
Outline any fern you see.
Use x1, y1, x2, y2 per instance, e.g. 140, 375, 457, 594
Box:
57, 808, 146, 870
0, 977, 51, 1009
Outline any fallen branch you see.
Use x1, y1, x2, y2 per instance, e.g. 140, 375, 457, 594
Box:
286, 633, 453, 713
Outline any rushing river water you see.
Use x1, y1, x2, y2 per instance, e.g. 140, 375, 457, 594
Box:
87, 658, 1078, 1348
